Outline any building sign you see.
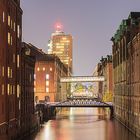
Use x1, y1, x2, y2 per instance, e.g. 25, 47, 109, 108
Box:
60, 76, 105, 83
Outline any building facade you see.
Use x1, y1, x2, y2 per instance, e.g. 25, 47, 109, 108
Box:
0, 0, 22, 139
48, 26, 73, 75
34, 54, 68, 102
20, 45, 38, 137
111, 12, 140, 137
22, 43, 68, 103
97, 55, 113, 102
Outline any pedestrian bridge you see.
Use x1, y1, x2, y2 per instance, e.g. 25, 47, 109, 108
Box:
60, 76, 105, 83
49, 100, 112, 108
48, 100, 114, 118
36, 100, 114, 120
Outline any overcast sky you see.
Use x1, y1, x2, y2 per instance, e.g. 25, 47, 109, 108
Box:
21, 0, 140, 76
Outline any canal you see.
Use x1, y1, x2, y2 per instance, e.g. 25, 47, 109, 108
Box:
26, 108, 139, 140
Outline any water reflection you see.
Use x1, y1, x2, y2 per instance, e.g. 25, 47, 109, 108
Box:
27, 108, 139, 140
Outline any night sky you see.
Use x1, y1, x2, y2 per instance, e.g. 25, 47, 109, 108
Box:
21, 0, 140, 76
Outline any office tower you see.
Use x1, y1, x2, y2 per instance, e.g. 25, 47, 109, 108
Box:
48, 24, 73, 75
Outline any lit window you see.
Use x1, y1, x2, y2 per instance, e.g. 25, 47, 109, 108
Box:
34, 74, 36, 79
3, 12, 5, 22
17, 25, 20, 38
43, 67, 45, 71
17, 84, 20, 97
62, 37, 66, 40
8, 67, 10, 78
46, 88, 49, 93
50, 67, 52, 71
2, 84, 4, 95
7, 84, 10, 95
34, 81, 36, 86
46, 74, 49, 79
8, 15, 10, 26
8, 32, 10, 45
46, 81, 49, 86
17, 55, 20, 68
2, 66, 4, 76
37, 67, 40, 71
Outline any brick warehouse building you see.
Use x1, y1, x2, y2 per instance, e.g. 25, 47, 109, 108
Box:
34, 54, 68, 102
111, 12, 140, 137
22, 43, 68, 103
97, 55, 113, 102
0, 0, 22, 139
20, 45, 38, 137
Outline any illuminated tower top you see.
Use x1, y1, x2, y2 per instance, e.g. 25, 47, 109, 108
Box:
47, 23, 73, 75
55, 23, 63, 33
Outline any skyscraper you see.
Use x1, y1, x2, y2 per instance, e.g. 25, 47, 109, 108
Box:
48, 23, 73, 75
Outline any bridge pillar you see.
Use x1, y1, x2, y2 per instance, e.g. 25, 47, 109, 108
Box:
48, 106, 56, 119
110, 106, 114, 119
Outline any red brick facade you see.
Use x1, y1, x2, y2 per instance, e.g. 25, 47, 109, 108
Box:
22, 43, 68, 103
35, 55, 68, 102
0, 0, 22, 139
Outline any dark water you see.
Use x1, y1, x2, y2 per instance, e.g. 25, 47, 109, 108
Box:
27, 108, 139, 140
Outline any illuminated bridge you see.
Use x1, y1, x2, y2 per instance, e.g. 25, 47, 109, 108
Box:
48, 100, 114, 118
49, 100, 112, 108
60, 76, 105, 83
60, 76, 105, 99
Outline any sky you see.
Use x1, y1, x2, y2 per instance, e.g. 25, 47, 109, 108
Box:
21, 0, 140, 76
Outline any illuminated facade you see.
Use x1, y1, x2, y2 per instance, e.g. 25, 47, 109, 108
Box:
60, 76, 105, 83
111, 12, 140, 138
48, 25, 73, 75
34, 54, 68, 102
0, 0, 22, 139
22, 43, 68, 102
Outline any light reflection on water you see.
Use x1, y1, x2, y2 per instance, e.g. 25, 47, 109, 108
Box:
29, 108, 139, 140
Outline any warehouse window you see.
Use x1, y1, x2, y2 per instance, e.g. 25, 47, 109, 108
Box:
3, 12, 5, 22
17, 55, 20, 68
2, 84, 4, 95
8, 15, 10, 26
46, 74, 49, 79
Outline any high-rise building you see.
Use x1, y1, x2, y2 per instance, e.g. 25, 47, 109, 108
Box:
0, 0, 22, 139
48, 24, 73, 75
